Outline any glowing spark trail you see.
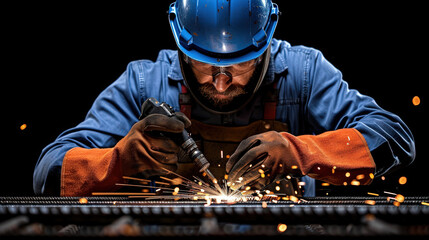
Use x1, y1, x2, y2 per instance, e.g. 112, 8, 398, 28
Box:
92, 167, 305, 204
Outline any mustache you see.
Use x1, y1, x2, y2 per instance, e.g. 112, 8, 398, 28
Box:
198, 83, 246, 107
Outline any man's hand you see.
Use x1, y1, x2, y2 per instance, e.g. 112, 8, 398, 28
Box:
117, 112, 191, 177
226, 131, 301, 190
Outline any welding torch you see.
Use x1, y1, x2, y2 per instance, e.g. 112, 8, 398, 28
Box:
139, 97, 223, 193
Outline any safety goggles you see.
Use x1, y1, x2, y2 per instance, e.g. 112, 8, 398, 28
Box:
184, 54, 262, 78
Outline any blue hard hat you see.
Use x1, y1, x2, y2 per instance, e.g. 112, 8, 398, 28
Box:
169, 0, 279, 66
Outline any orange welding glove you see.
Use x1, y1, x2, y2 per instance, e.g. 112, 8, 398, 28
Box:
226, 128, 375, 190
61, 113, 191, 196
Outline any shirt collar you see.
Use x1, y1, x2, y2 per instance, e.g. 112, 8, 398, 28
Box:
261, 39, 289, 86
271, 38, 289, 74
167, 51, 184, 81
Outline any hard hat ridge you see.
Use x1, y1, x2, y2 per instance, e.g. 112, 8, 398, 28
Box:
169, 0, 279, 66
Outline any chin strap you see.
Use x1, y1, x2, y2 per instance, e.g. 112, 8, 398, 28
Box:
262, 82, 278, 120
179, 84, 192, 119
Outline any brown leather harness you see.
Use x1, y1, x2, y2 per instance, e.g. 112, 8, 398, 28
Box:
177, 84, 301, 196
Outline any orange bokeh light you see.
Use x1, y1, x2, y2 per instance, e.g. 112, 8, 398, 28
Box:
412, 96, 420, 106
398, 176, 407, 185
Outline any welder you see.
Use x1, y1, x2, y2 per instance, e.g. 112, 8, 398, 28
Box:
33, 0, 415, 196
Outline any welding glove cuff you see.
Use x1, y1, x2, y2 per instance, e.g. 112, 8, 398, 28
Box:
60, 112, 191, 196
226, 129, 375, 189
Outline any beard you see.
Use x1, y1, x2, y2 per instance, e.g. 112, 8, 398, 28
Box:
198, 83, 247, 108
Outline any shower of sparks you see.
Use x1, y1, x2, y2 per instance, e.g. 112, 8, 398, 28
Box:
89, 157, 420, 210
91, 167, 302, 204
90, 169, 423, 212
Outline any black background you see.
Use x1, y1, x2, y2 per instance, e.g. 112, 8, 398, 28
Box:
3, 2, 427, 196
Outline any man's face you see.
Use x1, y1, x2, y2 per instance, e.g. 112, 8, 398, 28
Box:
189, 59, 257, 107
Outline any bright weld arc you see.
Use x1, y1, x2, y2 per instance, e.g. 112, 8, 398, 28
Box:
92, 169, 306, 204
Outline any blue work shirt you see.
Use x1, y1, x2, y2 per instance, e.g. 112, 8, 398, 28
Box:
33, 39, 416, 196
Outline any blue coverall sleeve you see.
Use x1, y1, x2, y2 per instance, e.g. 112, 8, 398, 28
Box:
33, 62, 144, 194
304, 50, 416, 177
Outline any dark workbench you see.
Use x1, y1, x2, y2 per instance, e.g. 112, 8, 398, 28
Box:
0, 196, 428, 237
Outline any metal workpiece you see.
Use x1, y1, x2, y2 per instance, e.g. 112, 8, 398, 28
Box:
0, 196, 428, 237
